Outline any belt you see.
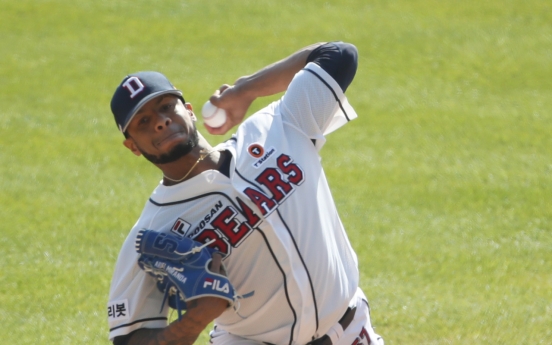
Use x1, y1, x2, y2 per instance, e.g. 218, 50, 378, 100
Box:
307, 306, 357, 345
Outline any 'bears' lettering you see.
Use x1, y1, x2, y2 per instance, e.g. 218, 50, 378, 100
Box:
277, 154, 304, 185
194, 229, 229, 254
211, 206, 252, 247
255, 167, 293, 202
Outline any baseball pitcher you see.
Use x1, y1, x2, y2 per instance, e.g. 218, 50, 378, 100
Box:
107, 41, 384, 345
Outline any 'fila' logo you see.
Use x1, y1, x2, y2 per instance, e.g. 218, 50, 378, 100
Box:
248, 143, 264, 158
203, 278, 230, 293
171, 218, 191, 237
122, 76, 145, 99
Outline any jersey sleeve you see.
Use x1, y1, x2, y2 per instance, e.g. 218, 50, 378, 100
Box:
306, 41, 358, 93
279, 62, 358, 150
106, 228, 169, 341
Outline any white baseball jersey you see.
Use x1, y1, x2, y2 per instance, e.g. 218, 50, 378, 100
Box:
107, 62, 361, 344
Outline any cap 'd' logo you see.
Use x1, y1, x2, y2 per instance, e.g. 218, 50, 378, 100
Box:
248, 143, 264, 158
122, 76, 145, 99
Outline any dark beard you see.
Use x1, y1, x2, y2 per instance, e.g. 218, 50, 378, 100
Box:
140, 127, 200, 165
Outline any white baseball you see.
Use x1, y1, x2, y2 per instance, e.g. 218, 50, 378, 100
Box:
201, 101, 227, 128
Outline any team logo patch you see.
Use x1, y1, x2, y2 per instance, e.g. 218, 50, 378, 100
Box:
171, 218, 191, 237
248, 144, 276, 169
253, 147, 276, 169
107, 299, 130, 322
248, 143, 264, 158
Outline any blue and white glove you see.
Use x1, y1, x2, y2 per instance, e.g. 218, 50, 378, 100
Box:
135, 230, 236, 319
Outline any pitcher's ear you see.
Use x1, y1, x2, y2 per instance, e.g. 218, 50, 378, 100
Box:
123, 137, 142, 157
185, 103, 197, 121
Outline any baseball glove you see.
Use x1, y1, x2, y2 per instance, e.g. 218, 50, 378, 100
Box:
135, 229, 236, 319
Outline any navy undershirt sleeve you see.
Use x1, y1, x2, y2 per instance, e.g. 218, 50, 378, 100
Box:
112, 325, 164, 344
306, 41, 358, 93
113, 333, 132, 345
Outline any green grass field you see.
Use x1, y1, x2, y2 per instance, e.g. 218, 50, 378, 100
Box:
1, 0, 550, 344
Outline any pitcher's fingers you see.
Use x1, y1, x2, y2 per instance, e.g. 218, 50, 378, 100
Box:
210, 84, 231, 102
210, 252, 223, 273
218, 84, 231, 94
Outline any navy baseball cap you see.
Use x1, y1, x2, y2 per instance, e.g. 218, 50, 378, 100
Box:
110, 71, 184, 133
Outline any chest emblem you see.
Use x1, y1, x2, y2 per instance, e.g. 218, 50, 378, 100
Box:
248, 143, 276, 169
171, 218, 191, 237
